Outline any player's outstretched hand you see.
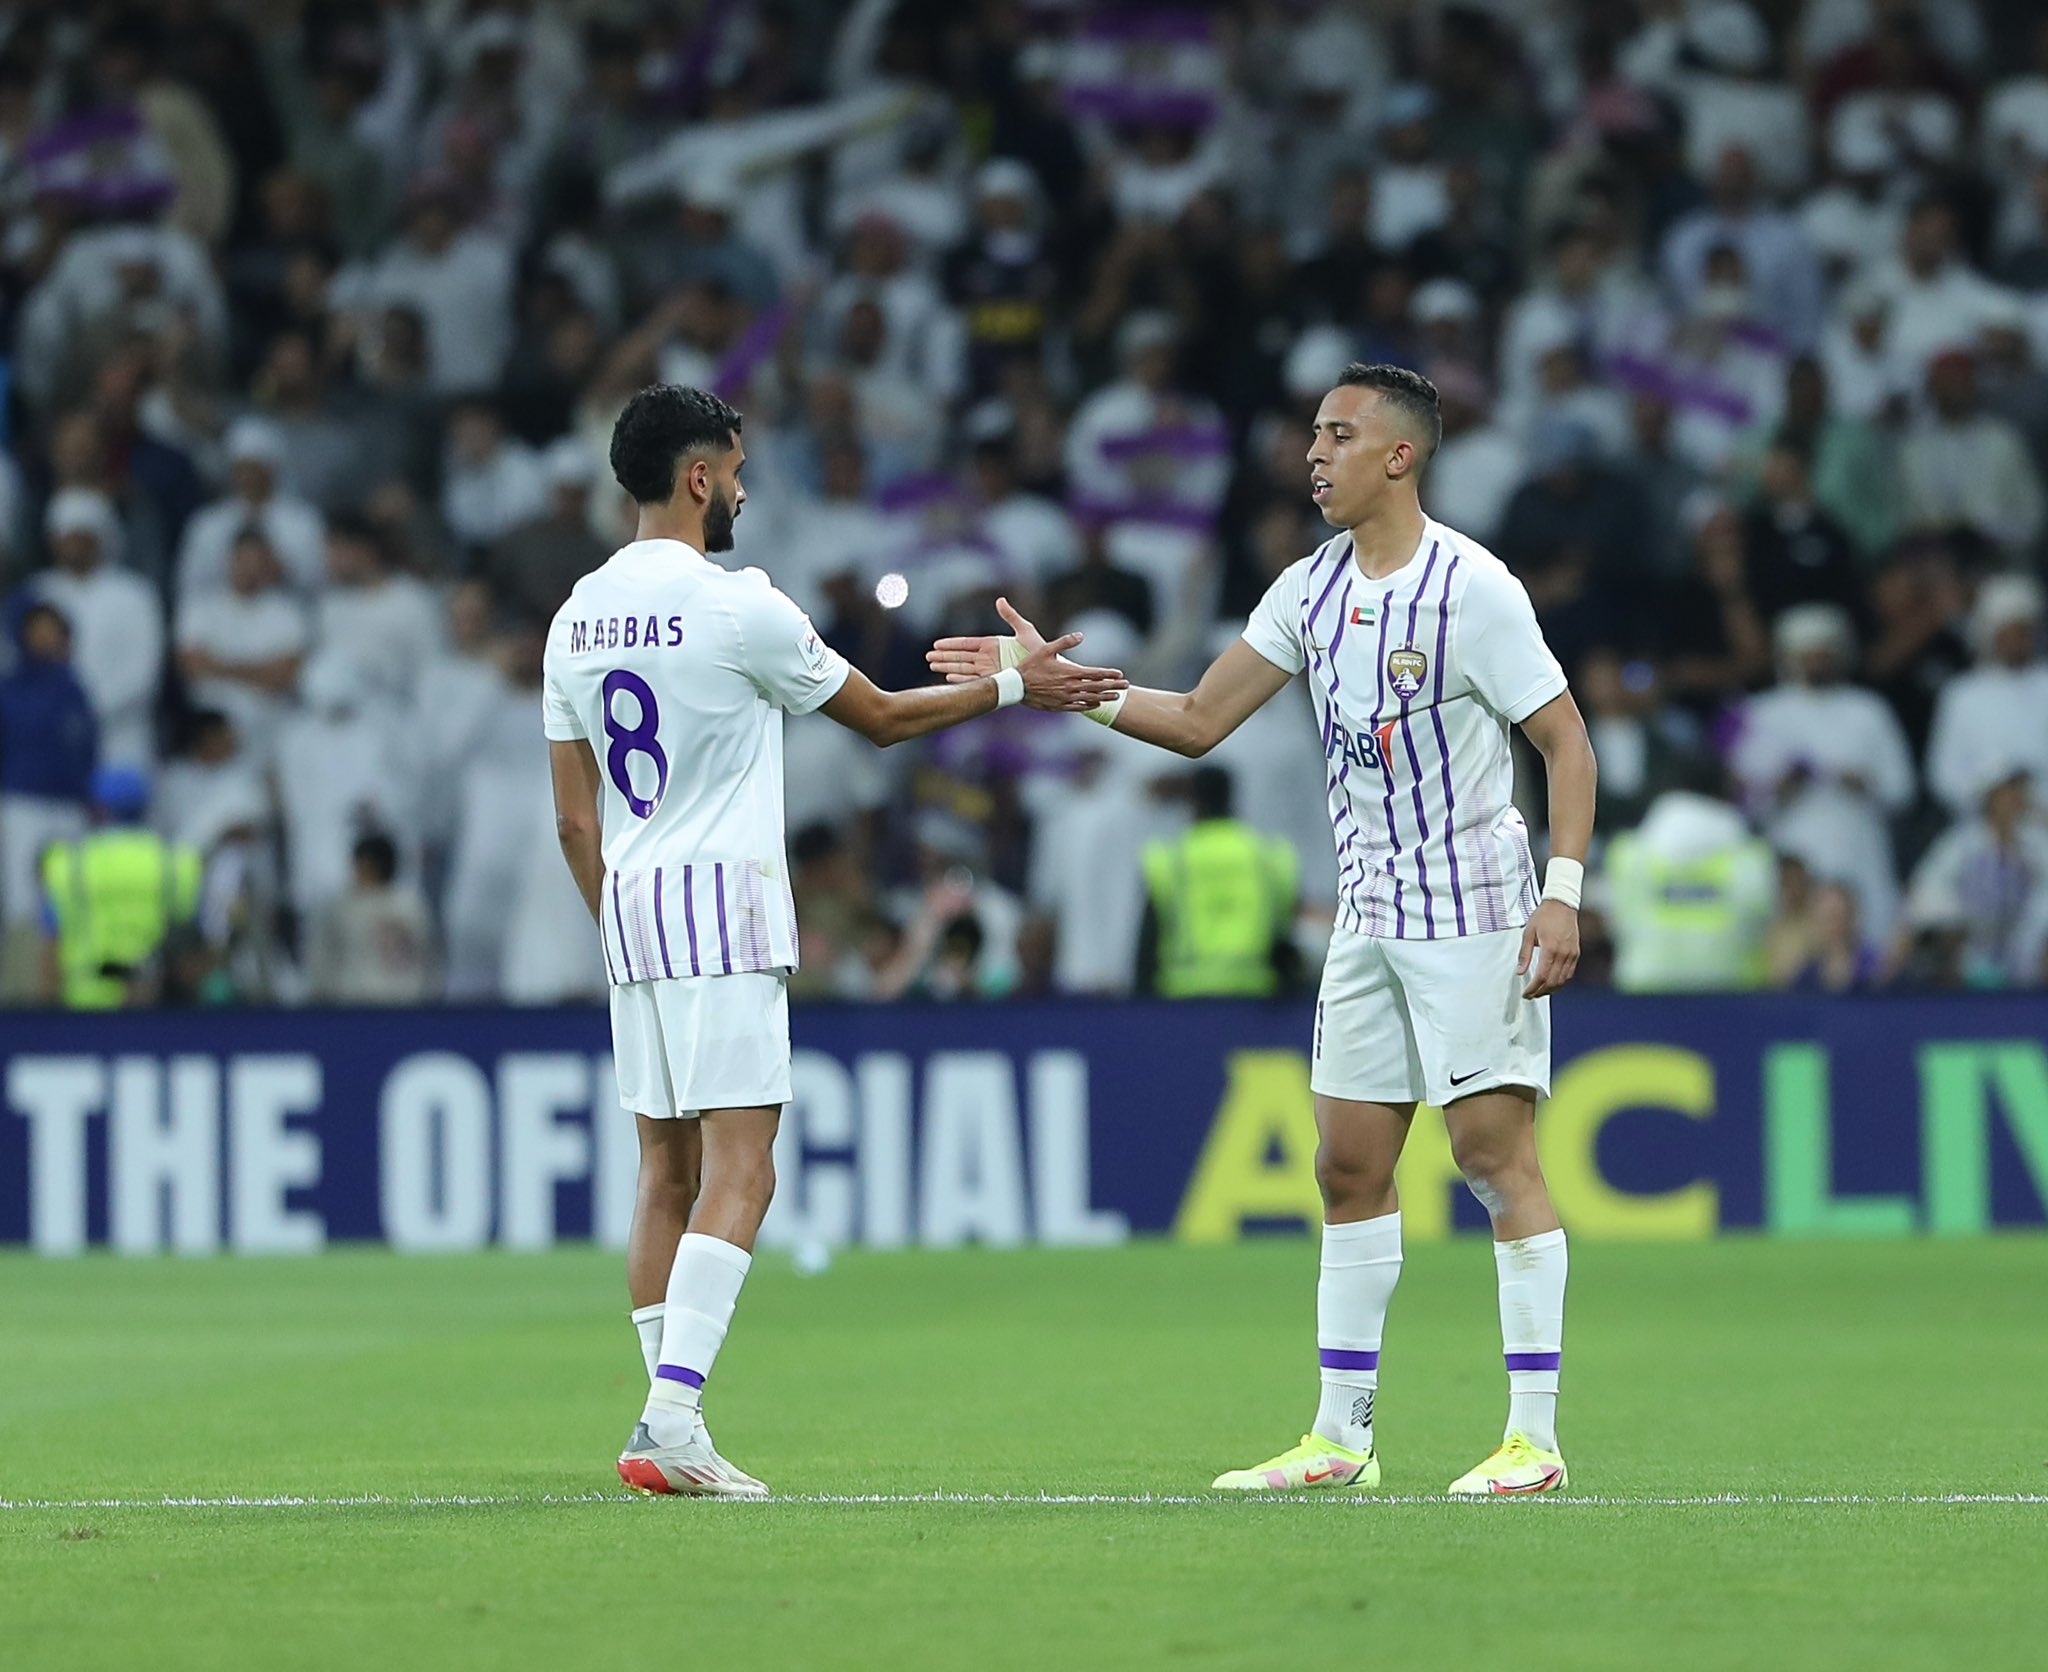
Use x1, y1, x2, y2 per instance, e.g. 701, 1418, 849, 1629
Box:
1518, 900, 1580, 1000
1019, 631, 1128, 713
927, 596, 1046, 683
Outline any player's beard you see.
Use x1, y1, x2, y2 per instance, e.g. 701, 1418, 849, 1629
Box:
703, 482, 738, 553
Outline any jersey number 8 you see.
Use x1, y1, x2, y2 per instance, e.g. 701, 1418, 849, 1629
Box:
602, 669, 668, 818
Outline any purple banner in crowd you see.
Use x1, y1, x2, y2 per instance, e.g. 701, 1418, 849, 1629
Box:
1098, 424, 1233, 463
710, 302, 794, 400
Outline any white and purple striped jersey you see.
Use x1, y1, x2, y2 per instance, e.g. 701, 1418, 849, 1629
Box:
541, 538, 851, 984
1241, 517, 1567, 940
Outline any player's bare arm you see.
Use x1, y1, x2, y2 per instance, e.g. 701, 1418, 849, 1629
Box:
548, 736, 606, 922
1516, 690, 1597, 1001
826, 627, 1127, 747
926, 596, 1289, 756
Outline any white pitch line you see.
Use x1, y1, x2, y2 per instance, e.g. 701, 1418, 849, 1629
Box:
2, 1492, 2043, 1511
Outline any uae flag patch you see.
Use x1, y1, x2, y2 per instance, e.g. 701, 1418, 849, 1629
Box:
1351, 605, 1376, 626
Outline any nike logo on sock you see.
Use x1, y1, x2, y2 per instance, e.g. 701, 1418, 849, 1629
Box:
1448, 1068, 1487, 1087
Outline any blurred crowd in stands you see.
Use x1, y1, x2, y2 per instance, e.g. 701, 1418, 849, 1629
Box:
3, 0, 2048, 1006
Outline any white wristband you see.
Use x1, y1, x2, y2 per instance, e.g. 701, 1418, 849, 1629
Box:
992, 666, 1025, 709
1541, 856, 1584, 910
1083, 688, 1130, 728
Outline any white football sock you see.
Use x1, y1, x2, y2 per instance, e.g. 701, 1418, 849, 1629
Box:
641, 1233, 752, 1446
631, 1303, 664, 1382
1495, 1228, 1567, 1453
1313, 1211, 1402, 1452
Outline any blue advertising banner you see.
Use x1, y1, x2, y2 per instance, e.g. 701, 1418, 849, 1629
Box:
2, 996, 2045, 1253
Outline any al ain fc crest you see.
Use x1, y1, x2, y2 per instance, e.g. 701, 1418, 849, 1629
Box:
1386, 645, 1428, 701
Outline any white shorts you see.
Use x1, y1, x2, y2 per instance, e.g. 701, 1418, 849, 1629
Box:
1311, 927, 1550, 1108
610, 973, 792, 1118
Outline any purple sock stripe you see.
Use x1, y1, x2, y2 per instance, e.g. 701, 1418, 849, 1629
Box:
713, 862, 732, 974
683, 865, 702, 975
652, 866, 674, 979
1319, 1348, 1381, 1371
611, 872, 635, 982
1504, 1352, 1562, 1372
655, 1363, 706, 1388
1427, 554, 1466, 934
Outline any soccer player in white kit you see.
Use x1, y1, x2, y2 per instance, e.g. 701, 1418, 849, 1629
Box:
545, 386, 1125, 1497
929, 365, 1598, 1495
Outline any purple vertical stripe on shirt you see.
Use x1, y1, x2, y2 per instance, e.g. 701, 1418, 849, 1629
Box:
652, 866, 674, 980
1300, 539, 1365, 914
713, 861, 733, 974
683, 864, 703, 976
1368, 599, 1403, 935
1397, 544, 1443, 937
1304, 540, 1349, 656
1305, 542, 1367, 916
1320, 575, 1365, 907
612, 873, 635, 982
1428, 555, 1467, 934
1321, 573, 1358, 707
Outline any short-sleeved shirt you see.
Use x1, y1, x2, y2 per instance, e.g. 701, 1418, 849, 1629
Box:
1241, 516, 1568, 939
542, 539, 851, 983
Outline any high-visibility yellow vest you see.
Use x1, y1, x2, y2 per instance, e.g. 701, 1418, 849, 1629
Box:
41, 831, 202, 1009
1142, 820, 1298, 998
1605, 833, 1773, 992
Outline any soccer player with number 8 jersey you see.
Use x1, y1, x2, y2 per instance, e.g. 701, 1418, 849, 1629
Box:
543, 386, 1126, 1496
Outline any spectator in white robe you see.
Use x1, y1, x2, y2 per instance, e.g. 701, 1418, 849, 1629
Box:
410, 579, 507, 858
313, 514, 442, 714
333, 182, 515, 396
1025, 732, 1158, 996
14, 222, 227, 416
274, 650, 421, 923
1064, 312, 1230, 609
174, 528, 310, 767
175, 416, 326, 605
440, 622, 548, 1000
1898, 763, 2048, 987
499, 786, 608, 1004
441, 398, 549, 550
1867, 197, 2016, 390
1899, 350, 2046, 557
1660, 144, 1824, 351
1924, 576, 2048, 815
1622, 3, 1811, 197
1731, 604, 1915, 938
33, 490, 162, 771
1424, 364, 1525, 547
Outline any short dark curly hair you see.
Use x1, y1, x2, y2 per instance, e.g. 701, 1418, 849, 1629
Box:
1335, 362, 1442, 462
609, 384, 743, 505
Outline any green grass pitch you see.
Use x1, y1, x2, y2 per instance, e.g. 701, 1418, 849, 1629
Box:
3, 1238, 2044, 1671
